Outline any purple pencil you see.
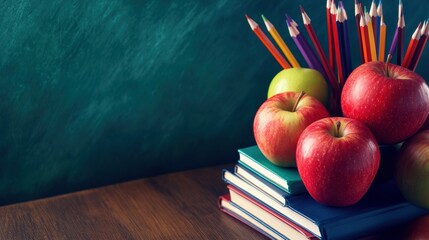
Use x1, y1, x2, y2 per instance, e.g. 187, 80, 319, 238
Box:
286, 17, 326, 78
387, 11, 405, 63
397, 3, 405, 65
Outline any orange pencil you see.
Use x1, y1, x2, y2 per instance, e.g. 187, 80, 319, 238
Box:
378, 14, 386, 62
262, 15, 300, 68
369, 0, 378, 39
245, 15, 291, 69
366, 12, 377, 61
402, 23, 422, 68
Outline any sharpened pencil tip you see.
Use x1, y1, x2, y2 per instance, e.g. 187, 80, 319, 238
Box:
299, 5, 305, 13
245, 14, 249, 19
261, 14, 267, 22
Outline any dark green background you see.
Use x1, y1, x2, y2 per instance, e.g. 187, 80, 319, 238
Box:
0, 0, 427, 205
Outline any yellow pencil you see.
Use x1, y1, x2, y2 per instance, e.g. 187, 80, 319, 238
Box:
378, 14, 386, 62
262, 15, 301, 68
366, 12, 377, 61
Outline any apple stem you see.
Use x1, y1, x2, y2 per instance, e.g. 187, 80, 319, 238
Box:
335, 121, 341, 138
292, 91, 305, 112
385, 55, 392, 77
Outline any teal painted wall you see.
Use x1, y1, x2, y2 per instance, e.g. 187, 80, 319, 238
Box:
0, 0, 427, 205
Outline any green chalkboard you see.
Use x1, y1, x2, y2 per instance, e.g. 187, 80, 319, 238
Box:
0, 0, 427, 205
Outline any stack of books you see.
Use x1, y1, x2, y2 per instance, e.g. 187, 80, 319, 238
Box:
218, 145, 428, 239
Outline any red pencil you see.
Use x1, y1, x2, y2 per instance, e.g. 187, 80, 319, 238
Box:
331, 2, 343, 84
409, 21, 429, 71
360, 12, 371, 63
300, 6, 339, 97
402, 23, 422, 69
245, 15, 291, 69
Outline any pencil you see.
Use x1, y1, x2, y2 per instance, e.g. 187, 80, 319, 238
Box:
331, 1, 344, 83
402, 23, 422, 68
369, 0, 378, 40
378, 14, 386, 62
336, 7, 347, 84
366, 12, 377, 61
409, 21, 429, 71
245, 15, 291, 69
355, 0, 364, 64
287, 18, 323, 74
387, 11, 404, 63
375, 0, 383, 54
327, 0, 335, 70
397, 10, 405, 65
262, 15, 300, 68
360, 13, 370, 63
300, 6, 339, 96
339, 2, 352, 78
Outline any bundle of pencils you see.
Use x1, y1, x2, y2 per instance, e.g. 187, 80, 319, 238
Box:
245, 0, 429, 98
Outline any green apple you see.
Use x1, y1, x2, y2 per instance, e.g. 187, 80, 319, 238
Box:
267, 68, 329, 107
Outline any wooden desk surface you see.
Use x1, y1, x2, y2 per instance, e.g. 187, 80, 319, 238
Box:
0, 164, 268, 240
0, 164, 423, 240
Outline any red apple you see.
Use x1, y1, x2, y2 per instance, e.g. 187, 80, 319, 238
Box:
296, 117, 380, 207
341, 62, 429, 144
395, 130, 429, 210
253, 91, 329, 167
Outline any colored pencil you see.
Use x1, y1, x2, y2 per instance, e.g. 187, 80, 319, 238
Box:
360, 12, 371, 63
339, 2, 352, 78
245, 15, 291, 69
331, 1, 344, 83
286, 18, 324, 75
336, 7, 347, 84
369, 0, 378, 39
366, 12, 377, 61
300, 6, 339, 96
262, 15, 300, 68
355, 0, 364, 64
402, 23, 422, 68
409, 21, 429, 71
375, 0, 383, 54
327, 0, 335, 70
397, 11, 405, 65
378, 14, 386, 62
387, 11, 405, 63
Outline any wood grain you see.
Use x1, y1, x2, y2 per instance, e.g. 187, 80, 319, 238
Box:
0, 164, 267, 240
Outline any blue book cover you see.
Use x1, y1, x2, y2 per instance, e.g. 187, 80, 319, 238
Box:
222, 168, 429, 240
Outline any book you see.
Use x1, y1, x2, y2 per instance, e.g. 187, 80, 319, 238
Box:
235, 163, 291, 206
222, 168, 429, 240
238, 145, 306, 194
227, 185, 318, 240
218, 194, 287, 240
